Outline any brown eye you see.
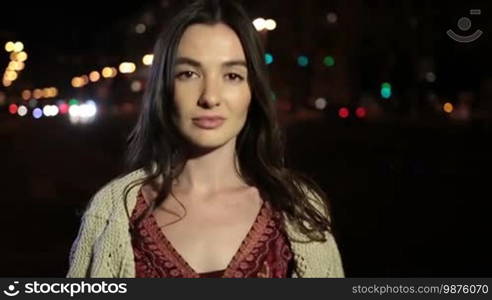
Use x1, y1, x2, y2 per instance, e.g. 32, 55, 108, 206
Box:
176, 71, 197, 80
226, 73, 244, 82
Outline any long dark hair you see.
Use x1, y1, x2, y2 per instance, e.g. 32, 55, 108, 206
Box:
123, 0, 331, 242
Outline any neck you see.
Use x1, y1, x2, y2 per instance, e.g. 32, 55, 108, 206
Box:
174, 138, 247, 193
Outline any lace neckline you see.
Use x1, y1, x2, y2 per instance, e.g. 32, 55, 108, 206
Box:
138, 191, 272, 278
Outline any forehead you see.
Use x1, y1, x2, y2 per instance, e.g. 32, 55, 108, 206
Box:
177, 23, 247, 62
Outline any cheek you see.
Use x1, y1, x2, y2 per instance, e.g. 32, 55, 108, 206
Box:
229, 86, 252, 118
173, 84, 197, 118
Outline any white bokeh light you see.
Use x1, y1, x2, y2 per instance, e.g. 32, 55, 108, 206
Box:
17, 105, 28, 117
253, 18, 266, 31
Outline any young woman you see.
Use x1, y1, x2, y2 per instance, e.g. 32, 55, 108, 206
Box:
67, 0, 344, 278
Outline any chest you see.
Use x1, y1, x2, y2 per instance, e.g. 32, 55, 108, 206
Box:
150, 189, 264, 273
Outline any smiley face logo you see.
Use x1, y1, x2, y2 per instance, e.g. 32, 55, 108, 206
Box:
447, 9, 483, 43
3, 281, 20, 297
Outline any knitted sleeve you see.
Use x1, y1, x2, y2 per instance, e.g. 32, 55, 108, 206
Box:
302, 184, 345, 278
66, 214, 107, 277
66, 185, 112, 278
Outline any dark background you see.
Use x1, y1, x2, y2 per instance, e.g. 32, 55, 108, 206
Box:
1, 0, 491, 277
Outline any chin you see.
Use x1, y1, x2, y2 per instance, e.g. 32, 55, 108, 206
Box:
184, 133, 234, 151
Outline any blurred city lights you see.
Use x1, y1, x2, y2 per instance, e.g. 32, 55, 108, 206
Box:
15, 51, 28, 62
28, 99, 38, 108
443, 102, 454, 113
51, 87, 58, 97
8, 61, 18, 70
33, 89, 43, 99
135, 23, 146, 34
13, 41, 24, 52
42, 88, 51, 98
5, 41, 15, 52
356, 107, 367, 118
253, 18, 266, 31
68, 101, 97, 124
68, 99, 79, 106
381, 82, 392, 99
102, 67, 112, 78
323, 56, 335, 67
32, 108, 42, 119
17, 105, 27, 117
264, 19, 277, 31
119, 62, 136, 74
327, 12, 338, 24
131, 80, 143, 92
110, 67, 118, 77
5, 70, 18, 81
425, 72, 436, 83
338, 107, 350, 119
9, 104, 18, 115
2, 79, 12, 87
81, 102, 97, 117
43, 105, 51, 116
265, 53, 273, 65
314, 97, 327, 110
43, 105, 59, 117
22, 89, 31, 100
71, 77, 84, 88
297, 56, 309, 67
69, 105, 80, 117
14, 61, 25, 71
142, 54, 154, 66
89, 71, 100, 82
81, 75, 89, 85
58, 102, 69, 115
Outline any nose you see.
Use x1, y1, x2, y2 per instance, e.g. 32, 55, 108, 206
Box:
197, 76, 221, 108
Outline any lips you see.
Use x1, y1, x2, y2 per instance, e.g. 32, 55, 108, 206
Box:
192, 117, 225, 129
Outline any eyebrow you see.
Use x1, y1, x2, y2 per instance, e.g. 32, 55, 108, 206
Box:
175, 57, 247, 69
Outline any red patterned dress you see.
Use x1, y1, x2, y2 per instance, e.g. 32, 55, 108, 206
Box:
131, 188, 294, 278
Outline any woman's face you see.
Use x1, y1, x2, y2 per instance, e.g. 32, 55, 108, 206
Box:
172, 23, 251, 151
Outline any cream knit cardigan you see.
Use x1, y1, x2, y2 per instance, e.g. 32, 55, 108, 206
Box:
66, 169, 344, 278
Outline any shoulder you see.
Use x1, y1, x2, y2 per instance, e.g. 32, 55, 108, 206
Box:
84, 168, 147, 218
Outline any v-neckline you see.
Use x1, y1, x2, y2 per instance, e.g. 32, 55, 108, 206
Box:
147, 198, 271, 278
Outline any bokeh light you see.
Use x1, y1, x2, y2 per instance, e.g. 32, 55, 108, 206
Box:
264, 19, 277, 31
5, 41, 15, 52
443, 102, 454, 113
356, 107, 367, 118
253, 18, 266, 31
135, 23, 146, 34
89, 71, 100, 82
381, 82, 392, 99
32, 108, 42, 119
131, 80, 143, 92
338, 107, 350, 119
22, 90, 31, 100
323, 56, 335, 67
9, 104, 18, 115
17, 105, 27, 117
143, 54, 154, 66
119, 62, 136, 74
314, 97, 327, 110
33, 89, 43, 99
297, 56, 309, 67
13, 41, 24, 52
